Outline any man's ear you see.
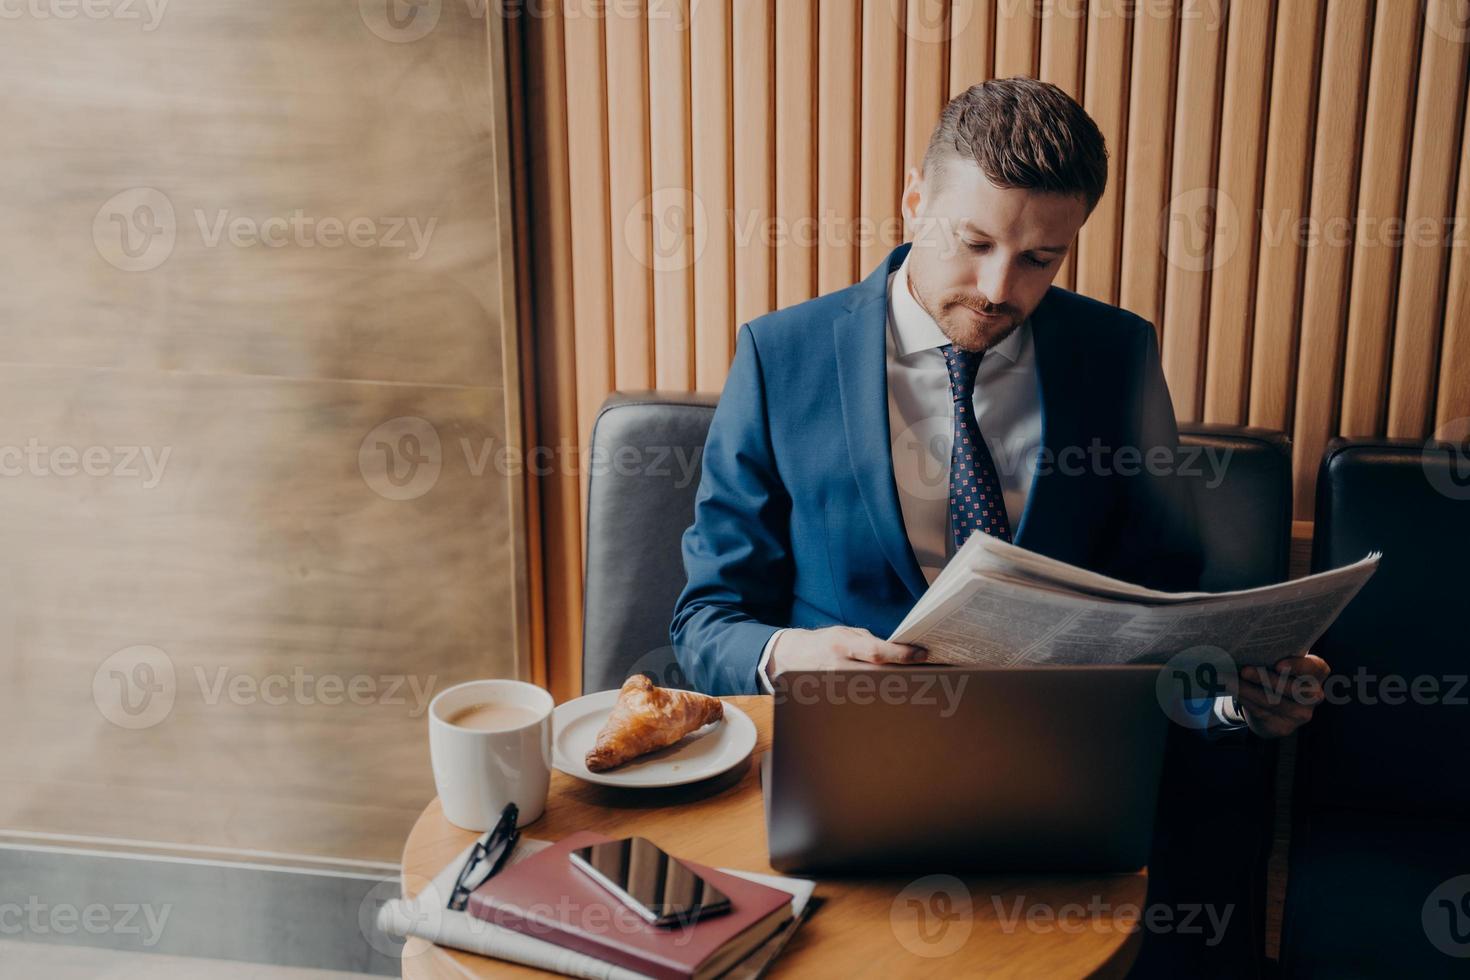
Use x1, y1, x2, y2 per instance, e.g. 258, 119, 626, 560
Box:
900, 167, 925, 235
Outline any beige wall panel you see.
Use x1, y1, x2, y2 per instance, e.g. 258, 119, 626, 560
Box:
1291, 0, 1373, 516
563, 1, 617, 459
605, 2, 656, 389
1118, 0, 1179, 328
776, 0, 818, 306
1076, 0, 1133, 305
1202, 0, 1276, 424
0, 4, 505, 390
817, 0, 862, 294
1039, 0, 1088, 292
733, 0, 776, 326
0, 0, 526, 860
1248, 0, 1326, 431
862, 0, 909, 274
648, 0, 695, 390
994, 0, 1039, 80
1338, 6, 1423, 436
0, 366, 514, 860
1386, 2, 1470, 438
692, 0, 737, 390
904, 0, 952, 175
949, 0, 997, 97
1435, 112, 1470, 433
518, 7, 583, 700
1160, 5, 1227, 421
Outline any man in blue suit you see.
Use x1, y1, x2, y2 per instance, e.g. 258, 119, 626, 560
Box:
671, 78, 1328, 739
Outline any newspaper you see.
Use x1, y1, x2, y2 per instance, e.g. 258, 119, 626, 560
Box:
888, 533, 1379, 668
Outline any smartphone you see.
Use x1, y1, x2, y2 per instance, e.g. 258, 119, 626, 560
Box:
569, 836, 731, 927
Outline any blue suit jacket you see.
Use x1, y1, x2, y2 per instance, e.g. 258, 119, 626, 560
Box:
671, 244, 1203, 695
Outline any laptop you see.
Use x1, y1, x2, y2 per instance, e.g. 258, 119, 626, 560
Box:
762, 665, 1170, 874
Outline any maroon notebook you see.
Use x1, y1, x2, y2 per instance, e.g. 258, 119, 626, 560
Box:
466, 831, 793, 980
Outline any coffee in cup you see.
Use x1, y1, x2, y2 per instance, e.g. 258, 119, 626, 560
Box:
429, 679, 554, 831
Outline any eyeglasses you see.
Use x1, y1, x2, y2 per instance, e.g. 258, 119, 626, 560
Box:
447, 802, 520, 912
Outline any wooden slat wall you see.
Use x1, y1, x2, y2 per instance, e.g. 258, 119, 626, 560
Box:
513, 0, 1470, 698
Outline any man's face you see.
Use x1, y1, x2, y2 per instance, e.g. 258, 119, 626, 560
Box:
901, 157, 1090, 351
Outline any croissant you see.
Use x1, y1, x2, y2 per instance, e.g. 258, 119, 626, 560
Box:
584, 675, 724, 772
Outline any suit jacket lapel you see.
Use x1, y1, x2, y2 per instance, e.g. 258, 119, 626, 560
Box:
833, 244, 929, 601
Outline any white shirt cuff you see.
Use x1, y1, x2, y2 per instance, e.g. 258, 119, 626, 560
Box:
1212, 694, 1247, 728
756, 629, 785, 694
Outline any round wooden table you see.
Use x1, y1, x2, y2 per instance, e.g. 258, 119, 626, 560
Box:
399, 695, 1146, 978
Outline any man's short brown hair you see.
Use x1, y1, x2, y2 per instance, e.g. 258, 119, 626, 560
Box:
923, 77, 1108, 211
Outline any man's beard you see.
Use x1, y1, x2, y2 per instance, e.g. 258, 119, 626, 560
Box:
932, 294, 1025, 352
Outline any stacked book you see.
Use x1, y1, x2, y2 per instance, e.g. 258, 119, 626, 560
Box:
377, 831, 815, 979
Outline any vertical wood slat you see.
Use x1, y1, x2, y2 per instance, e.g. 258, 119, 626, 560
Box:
1248, 0, 1326, 431
1436, 108, 1470, 433
559, 0, 617, 697
775, 0, 818, 306
948, 0, 996, 97
1201, 0, 1276, 424
605, 1, 655, 389
1039, 0, 1088, 292
514, 8, 581, 697
1118, 0, 1179, 329
562, 0, 615, 459
904, 0, 951, 176
1338, 6, 1423, 436
1075, 0, 1132, 306
1290, 0, 1374, 517
861, 0, 907, 275
1386, 0, 1470, 437
647, 0, 694, 390
691, 0, 735, 391
817, 0, 862, 294
994, 0, 1039, 80
1159, 5, 1227, 421
732, 0, 775, 328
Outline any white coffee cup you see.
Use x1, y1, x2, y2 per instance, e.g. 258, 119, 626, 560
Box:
428, 679, 554, 831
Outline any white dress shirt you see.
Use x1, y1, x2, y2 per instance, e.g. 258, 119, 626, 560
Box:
754, 255, 1245, 729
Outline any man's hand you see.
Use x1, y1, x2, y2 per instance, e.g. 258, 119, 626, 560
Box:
1233, 654, 1330, 738
767, 626, 926, 679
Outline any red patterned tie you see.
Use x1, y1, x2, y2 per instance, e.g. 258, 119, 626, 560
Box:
941, 344, 1013, 549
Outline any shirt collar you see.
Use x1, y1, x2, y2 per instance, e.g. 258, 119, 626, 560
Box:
889, 252, 1028, 364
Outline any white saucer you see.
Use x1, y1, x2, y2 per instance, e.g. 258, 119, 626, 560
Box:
551, 689, 757, 788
